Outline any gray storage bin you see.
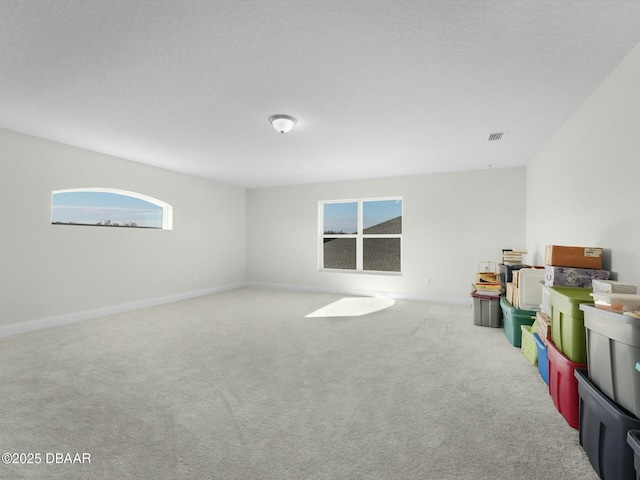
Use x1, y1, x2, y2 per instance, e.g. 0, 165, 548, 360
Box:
581, 304, 640, 418
472, 294, 501, 328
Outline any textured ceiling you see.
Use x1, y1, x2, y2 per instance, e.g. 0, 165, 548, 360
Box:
1, 1, 639, 188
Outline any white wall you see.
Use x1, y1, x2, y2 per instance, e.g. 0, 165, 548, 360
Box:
246, 167, 526, 303
0, 129, 246, 327
8, 41, 635, 326
526, 43, 640, 285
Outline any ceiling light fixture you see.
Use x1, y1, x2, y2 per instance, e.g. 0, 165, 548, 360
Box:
269, 114, 297, 134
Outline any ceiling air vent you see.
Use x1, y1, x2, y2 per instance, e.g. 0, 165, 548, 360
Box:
488, 132, 506, 141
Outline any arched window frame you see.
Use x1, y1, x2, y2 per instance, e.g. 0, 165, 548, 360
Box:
51, 188, 173, 230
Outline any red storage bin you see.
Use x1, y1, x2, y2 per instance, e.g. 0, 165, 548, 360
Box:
548, 338, 587, 429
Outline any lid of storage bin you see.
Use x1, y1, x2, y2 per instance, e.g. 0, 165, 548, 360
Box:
518, 268, 544, 311
549, 286, 595, 301
549, 286, 594, 316
581, 304, 640, 346
471, 291, 501, 300
581, 304, 640, 326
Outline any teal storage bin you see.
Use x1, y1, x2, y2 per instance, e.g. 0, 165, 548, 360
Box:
500, 297, 536, 347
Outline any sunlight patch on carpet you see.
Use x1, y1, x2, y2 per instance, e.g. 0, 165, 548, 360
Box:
306, 296, 395, 317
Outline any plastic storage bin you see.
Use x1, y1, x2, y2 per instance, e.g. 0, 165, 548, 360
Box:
534, 333, 549, 385
549, 286, 594, 364
472, 293, 501, 327
576, 368, 640, 480
582, 304, 640, 418
500, 297, 536, 347
627, 431, 640, 480
521, 324, 537, 365
548, 338, 587, 429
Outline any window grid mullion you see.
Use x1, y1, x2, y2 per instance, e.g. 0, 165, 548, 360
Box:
356, 200, 363, 271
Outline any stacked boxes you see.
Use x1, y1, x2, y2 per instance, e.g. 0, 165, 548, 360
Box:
575, 304, 640, 478
545, 286, 593, 429
496, 245, 640, 479
590, 292, 640, 313
543, 245, 610, 287
581, 305, 640, 418
590, 279, 640, 314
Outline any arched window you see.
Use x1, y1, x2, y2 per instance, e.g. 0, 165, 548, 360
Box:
51, 188, 173, 230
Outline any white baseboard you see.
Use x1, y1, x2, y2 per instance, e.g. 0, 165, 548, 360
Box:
0, 283, 247, 338
245, 281, 471, 306
2, 282, 471, 338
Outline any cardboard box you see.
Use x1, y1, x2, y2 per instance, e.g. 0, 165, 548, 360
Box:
544, 265, 610, 288
545, 245, 603, 269
513, 270, 520, 287
536, 311, 552, 344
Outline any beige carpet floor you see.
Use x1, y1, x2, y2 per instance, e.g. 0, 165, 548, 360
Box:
0, 287, 600, 479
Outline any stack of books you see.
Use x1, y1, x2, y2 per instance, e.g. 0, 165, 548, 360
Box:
502, 248, 527, 265
474, 269, 502, 297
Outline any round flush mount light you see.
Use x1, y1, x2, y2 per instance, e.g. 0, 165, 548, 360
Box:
269, 114, 297, 134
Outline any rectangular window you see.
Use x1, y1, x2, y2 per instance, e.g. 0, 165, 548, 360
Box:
320, 197, 402, 273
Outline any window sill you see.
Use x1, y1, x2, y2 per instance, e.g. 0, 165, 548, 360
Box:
319, 269, 402, 277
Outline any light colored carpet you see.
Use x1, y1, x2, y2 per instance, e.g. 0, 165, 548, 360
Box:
0, 287, 599, 480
